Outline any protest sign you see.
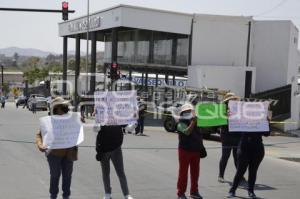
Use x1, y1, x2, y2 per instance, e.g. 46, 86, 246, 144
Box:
94, 90, 138, 125
39, 112, 84, 149
196, 103, 228, 127
228, 101, 270, 132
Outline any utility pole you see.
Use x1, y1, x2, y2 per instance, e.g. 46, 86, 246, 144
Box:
85, 0, 90, 94
1, 64, 3, 94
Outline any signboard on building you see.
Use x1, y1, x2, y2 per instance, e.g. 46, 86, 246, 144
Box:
120, 76, 187, 87
68, 16, 101, 33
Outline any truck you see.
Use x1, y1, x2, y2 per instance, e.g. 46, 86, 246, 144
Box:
160, 85, 228, 137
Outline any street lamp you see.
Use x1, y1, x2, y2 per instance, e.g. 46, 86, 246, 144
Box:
85, 0, 90, 94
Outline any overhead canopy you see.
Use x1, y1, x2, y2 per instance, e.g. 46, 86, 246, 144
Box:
59, 4, 193, 37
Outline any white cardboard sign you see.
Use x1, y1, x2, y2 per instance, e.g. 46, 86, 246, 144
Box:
39, 112, 84, 149
94, 90, 138, 125
228, 101, 270, 132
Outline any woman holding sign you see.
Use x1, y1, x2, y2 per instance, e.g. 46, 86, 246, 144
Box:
226, 102, 271, 199
36, 97, 83, 199
176, 103, 206, 199
218, 93, 244, 183
95, 125, 134, 199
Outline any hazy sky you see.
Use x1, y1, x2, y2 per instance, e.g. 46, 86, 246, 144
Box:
0, 0, 300, 53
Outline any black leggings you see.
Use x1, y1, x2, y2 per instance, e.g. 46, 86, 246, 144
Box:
230, 144, 265, 193
219, 134, 240, 178
219, 145, 238, 178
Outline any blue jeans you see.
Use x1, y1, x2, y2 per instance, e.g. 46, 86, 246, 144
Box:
47, 154, 74, 199
135, 118, 145, 134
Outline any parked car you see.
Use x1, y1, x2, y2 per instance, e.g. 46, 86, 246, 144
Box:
27, 94, 48, 111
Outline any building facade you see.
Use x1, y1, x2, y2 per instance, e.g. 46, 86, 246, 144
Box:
58, 4, 300, 131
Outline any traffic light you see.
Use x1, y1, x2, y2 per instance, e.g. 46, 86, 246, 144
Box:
110, 62, 120, 81
62, 1, 69, 21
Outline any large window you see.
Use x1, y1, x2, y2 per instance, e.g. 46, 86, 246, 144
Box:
104, 33, 112, 63
117, 30, 135, 63
153, 32, 172, 65
136, 30, 150, 64
176, 38, 189, 66
103, 30, 189, 66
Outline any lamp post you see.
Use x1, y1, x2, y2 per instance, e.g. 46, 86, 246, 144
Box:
85, 0, 90, 94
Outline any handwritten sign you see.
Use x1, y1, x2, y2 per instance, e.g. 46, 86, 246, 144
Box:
228, 101, 270, 132
94, 90, 138, 125
39, 112, 84, 149
196, 103, 228, 127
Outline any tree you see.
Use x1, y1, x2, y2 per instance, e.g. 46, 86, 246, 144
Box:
28, 56, 40, 67
13, 52, 19, 67
80, 57, 90, 71
23, 66, 49, 85
21, 56, 41, 71
67, 58, 90, 71
46, 54, 56, 63
68, 59, 76, 71
49, 65, 63, 73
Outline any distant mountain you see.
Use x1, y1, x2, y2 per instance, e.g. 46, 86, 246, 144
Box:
0, 47, 57, 57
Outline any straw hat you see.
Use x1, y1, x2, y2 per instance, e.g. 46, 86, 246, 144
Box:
50, 97, 69, 109
222, 92, 240, 102
180, 103, 194, 114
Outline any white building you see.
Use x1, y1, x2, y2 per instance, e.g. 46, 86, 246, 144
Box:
58, 5, 300, 131
187, 16, 300, 131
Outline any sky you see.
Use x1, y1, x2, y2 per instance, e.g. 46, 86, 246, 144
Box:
0, 0, 300, 54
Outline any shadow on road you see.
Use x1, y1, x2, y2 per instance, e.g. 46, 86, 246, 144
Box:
224, 180, 277, 191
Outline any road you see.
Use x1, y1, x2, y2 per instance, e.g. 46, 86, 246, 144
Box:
0, 102, 300, 199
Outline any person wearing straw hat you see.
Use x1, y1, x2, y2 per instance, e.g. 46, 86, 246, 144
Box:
218, 93, 245, 183
35, 97, 80, 199
176, 103, 205, 199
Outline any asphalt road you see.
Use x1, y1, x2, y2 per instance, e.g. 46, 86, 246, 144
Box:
0, 102, 300, 199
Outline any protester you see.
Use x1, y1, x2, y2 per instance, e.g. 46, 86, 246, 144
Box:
176, 103, 205, 199
96, 125, 134, 199
35, 97, 80, 199
135, 98, 147, 135
31, 95, 37, 114
218, 93, 244, 183
23, 96, 28, 109
1, 95, 6, 108
226, 104, 271, 199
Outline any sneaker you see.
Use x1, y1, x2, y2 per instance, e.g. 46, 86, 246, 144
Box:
218, 176, 225, 183
248, 191, 257, 199
225, 191, 236, 198
125, 195, 134, 199
190, 192, 203, 199
178, 194, 188, 199
103, 193, 112, 199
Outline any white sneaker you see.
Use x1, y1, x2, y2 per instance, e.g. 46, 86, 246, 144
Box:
125, 195, 134, 199
103, 193, 112, 199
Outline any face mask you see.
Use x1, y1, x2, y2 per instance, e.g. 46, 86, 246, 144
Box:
181, 111, 193, 120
